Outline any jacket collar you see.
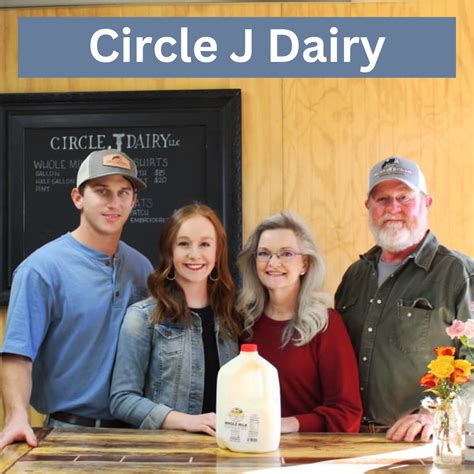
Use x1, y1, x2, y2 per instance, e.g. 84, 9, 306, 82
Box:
360, 230, 439, 272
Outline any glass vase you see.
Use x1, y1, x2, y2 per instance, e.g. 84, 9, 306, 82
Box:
432, 397, 464, 467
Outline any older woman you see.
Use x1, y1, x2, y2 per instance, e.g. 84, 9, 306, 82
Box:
237, 211, 362, 433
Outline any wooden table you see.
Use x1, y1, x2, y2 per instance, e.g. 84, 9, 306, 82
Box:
1, 428, 473, 472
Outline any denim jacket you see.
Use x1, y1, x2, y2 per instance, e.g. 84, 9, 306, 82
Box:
110, 297, 239, 429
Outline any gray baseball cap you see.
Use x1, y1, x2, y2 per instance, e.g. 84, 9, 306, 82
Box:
76, 149, 146, 190
368, 157, 427, 195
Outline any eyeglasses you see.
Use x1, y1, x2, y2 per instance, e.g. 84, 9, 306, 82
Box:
255, 250, 304, 263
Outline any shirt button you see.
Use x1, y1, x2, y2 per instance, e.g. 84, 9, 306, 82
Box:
407, 312, 412, 317
115, 291, 120, 297
377, 299, 382, 304
362, 356, 368, 361
342, 305, 347, 310
368, 327, 373, 332
369, 298, 374, 303
360, 387, 364, 391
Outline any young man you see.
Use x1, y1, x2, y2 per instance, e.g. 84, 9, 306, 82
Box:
336, 157, 473, 442
0, 149, 153, 449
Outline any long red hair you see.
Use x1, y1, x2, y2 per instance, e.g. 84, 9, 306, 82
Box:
147, 203, 240, 338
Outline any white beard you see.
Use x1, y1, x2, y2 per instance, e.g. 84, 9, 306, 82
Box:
368, 216, 427, 253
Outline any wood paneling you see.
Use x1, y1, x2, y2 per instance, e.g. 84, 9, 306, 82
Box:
280, 0, 474, 290
1, 0, 473, 429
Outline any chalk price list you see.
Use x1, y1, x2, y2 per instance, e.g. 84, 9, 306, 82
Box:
34, 158, 82, 193
130, 156, 169, 225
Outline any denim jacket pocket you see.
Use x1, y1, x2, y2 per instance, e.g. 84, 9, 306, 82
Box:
390, 300, 431, 354
155, 324, 185, 355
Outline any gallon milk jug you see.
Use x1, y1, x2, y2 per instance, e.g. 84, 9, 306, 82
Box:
216, 343, 281, 453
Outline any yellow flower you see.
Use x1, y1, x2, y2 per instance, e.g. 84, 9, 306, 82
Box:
454, 359, 473, 376
428, 355, 455, 378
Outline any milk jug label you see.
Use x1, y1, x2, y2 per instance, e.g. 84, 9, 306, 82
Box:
224, 407, 260, 444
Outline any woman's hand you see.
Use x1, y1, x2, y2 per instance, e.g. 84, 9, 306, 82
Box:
162, 411, 216, 436
281, 416, 300, 433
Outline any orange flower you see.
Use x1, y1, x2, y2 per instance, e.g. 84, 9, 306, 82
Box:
428, 355, 455, 378
450, 368, 470, 384
434, 346, 456, 356
454, 359, 473, 376
421, 344, 472, 399
419, 372, 439, 388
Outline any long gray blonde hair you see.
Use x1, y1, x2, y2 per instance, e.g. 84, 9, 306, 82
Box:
236, 211, 331, 347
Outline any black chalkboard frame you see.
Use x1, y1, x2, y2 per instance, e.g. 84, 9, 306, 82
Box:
0, 89, 242, 304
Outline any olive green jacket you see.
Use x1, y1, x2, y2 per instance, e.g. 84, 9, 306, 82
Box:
335, 231, 474, 426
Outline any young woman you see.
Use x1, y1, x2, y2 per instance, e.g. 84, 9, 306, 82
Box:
110, 203, 240, 436
237, 211, 362, 433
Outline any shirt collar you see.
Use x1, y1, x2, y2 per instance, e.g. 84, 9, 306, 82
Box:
360, 230, 439, 272
66, 232, 123, 263
412, 230, 439, 270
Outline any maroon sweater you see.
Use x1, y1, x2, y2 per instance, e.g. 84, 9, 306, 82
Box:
249, 309, 362, 432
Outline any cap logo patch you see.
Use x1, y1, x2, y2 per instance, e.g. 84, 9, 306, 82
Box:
102, 153, 131, 170
374, 158, 413, 179
382, 158, 400, 168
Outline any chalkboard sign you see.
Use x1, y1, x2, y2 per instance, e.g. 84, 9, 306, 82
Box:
0, 90, 241, 304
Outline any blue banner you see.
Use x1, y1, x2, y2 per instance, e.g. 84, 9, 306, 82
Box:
18, 17, 455, 78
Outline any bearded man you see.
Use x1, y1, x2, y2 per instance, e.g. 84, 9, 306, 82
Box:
335, 157, 474, 442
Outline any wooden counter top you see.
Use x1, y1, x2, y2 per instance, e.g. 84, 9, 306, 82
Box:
1, 428, 473, 472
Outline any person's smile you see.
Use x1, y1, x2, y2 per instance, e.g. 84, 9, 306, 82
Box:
184, 263, 207, 271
